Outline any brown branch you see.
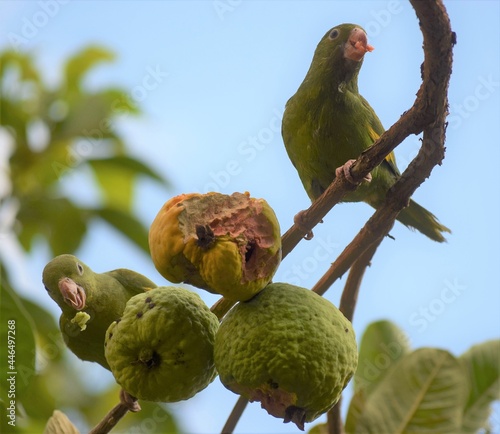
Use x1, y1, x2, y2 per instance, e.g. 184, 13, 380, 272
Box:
339, 241, 380, 322
327, 399, 344, 434
88, 403, 130, 434
218, 1, 454, 433
220, 395, 249, 434
89, 390, 140, 434
324, 239, 380, 434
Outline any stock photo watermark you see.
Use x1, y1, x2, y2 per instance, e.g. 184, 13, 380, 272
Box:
448, 74, 499, 130
408, 278, 467, 333
200, 108, 282, 193
277, 233, 339, 287
213, 0, 242, 21
5, 319, 17, 427
363, 0, 403, 37
7, 0, 69, 51
356, 338, 408, 389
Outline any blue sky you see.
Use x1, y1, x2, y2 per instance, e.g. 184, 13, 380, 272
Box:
1, 1, 499, 433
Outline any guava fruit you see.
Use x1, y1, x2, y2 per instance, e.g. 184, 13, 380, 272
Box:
104, 286, 219, 402
148, 192, 282, 301
214, 282, 358, 430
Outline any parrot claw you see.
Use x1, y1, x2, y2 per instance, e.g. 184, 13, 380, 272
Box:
336, 159, 372, 185
293, 211, 314, 240
120, 389, 141, 412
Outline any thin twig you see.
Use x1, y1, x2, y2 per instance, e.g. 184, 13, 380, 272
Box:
327, 399, 344, 434
220, 396, 249, 434
88, 403, 130, 434
325, 238, 381, 434
339, 240, 380, 322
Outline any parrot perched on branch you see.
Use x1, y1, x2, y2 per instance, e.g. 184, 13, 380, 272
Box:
42, 254, 157, 370
282, 24, 450, 242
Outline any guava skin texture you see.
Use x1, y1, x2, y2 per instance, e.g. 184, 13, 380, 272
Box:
105, 286, 219, 403
214, 282, 358, 430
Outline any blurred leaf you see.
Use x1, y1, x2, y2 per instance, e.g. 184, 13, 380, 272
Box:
93, 207, 150, 254
460, 340, 500, 433
345, 390, 366, 433
56, 91, 131, 142
308, 422, 328, 434
88, 156, 168, 210
20, 374, 56, 421
20, 297, 65, 366
0, 99, 30, 143
43, 410, 80, 434
64, 46, 115, 94
17, 197, 88, 254
352, 348, 468, 434
0, 50, 41, 85
354, 320, 411, 395
0, 276, 37, 403
82, 384, 180, 433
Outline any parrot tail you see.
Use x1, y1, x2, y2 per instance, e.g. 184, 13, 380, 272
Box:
396, 199, 451, 243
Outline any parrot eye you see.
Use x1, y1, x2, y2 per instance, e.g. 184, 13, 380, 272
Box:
76, 263, 84, 275
329, 28, 340, 40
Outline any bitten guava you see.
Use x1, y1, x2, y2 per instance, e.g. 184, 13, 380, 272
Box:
214, 282, 358, 430
104, 286, 219, 402
148, 192, 282, 301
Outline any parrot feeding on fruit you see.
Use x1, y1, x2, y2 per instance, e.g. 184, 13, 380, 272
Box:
282, 24, 450, 242
42, 254, 157, 370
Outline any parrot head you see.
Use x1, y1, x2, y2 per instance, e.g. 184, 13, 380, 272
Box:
305, 24, 374, 91
42, 254, 94, 312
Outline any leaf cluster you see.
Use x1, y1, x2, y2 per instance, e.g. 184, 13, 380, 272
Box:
0, 46, 177, 432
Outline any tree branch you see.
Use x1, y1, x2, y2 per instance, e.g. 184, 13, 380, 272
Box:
220, 395, 249, 434
88, 403, 130, 434
217, 1, 454, 433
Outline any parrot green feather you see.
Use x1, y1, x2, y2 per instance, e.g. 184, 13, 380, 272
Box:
282, 23, 450, 242
42, 254, 157, 369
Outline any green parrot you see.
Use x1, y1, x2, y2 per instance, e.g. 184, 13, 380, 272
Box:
282, 24, 450, 242
42, 254, 157, 370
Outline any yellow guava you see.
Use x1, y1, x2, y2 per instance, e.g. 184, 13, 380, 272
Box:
104, 286, 219, 402
214, 282, 358, 430
148, 192, 282, 301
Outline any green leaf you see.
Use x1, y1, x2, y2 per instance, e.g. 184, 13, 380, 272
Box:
64, 46, 115, 93
92, 207, 150, 254
460, 340, 500, 433
56, 91, 135, 142
354, 320, 411, 395
307, 422, 328, 434
17, 196, 88, 254
0, 276, 37, 404
88, 156, 168, 210
345, 390, 366, 433
44, 410, 80, 434
0, 50, 41, 85
353, 348, 468, 434
20, 297, 65, 366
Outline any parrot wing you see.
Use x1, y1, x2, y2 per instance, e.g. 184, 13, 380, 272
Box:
106, 269, 157, 296
360, 94, 400, 179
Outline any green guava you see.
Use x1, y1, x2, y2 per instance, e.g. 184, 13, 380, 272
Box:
214, 282, 358, 430
104, 286, 219, 402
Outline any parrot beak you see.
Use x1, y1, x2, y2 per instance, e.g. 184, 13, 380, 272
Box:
58, 277, 86, 310
344, 28, 374, 62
